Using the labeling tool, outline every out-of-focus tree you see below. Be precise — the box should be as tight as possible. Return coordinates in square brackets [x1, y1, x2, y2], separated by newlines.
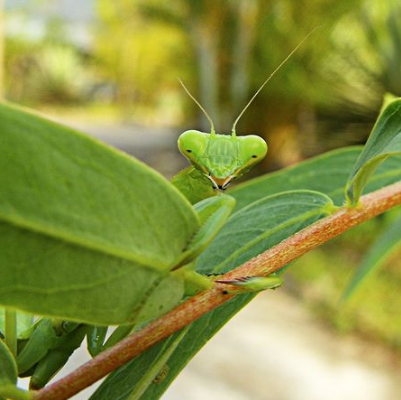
[137, 0, 264, 131]
[95, 0, 270, 130]
[95, 0, 188, 119]
[5, 37, 92, 104]
[26, 44, 92, 104]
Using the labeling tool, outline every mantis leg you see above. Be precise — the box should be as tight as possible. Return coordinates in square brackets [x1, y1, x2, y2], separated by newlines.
[29, 324, 88, 390]
[17, 319, 80, 377]
[17, 319, 61, 374]
[216, 274, 283, 294]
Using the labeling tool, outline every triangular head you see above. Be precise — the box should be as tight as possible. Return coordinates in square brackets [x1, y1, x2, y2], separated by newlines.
[178, 130, 267, 190]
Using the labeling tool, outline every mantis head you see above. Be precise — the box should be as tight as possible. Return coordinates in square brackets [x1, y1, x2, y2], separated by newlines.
[178, 130, 267, 190]
[178, 77, 267, 190]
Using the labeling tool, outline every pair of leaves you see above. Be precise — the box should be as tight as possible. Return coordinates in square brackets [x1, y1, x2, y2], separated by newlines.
[342, 96, 401, 297]
[0, 102, 199, 325]
[346, 97, 401, 206]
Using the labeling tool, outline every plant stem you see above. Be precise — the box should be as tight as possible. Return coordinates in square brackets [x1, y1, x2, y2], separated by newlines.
[32, 181, 401, 400]
[5, 308, 17, 356]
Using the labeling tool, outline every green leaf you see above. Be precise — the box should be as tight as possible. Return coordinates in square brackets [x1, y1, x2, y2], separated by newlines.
[90, 327, 190, 400]
[89, 295, 252, 400]
[345, 98, 401, 206]
[230, 147, 401, 211]
[0, 339, 31, 400]
[0, 339, 17, 389]
[197, 190, 336, 274]
[0, 103, 198, 324]
[342, 214, 401, 301]
[91, 190, 335, 400]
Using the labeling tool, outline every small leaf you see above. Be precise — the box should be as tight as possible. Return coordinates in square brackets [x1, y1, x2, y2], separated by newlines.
[342, 214, 401, 301]
[345, 98, 401, 206]
[0, 339, 30, 400]
[0, 339, 17, 388]
[0, 103, 198, 324]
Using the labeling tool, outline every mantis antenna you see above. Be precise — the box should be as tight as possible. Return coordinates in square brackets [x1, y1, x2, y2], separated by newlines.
[178, 78, 216, 135]
[231, 26, 321, 137]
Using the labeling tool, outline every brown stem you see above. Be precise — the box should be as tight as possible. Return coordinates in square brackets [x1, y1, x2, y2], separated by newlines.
[33, 181, 401, 400]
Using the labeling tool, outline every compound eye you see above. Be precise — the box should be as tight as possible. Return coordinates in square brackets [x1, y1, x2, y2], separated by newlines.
[239, 135, 268, 162]
[178, 130, 208, 158]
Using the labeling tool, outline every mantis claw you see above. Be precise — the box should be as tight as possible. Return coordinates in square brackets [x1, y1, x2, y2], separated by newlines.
[215, 275, 283, 293]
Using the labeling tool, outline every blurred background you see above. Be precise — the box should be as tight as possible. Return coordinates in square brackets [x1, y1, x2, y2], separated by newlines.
[2, 0, 401, 399]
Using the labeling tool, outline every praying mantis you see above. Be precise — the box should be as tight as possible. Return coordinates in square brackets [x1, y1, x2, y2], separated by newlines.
[2, 30, 318, 392]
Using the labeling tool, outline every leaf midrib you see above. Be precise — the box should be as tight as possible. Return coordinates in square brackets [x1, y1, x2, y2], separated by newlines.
[0, 213, 166, 271]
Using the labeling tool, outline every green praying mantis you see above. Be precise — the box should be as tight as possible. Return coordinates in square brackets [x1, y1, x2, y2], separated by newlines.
[3, 31, 319, 392]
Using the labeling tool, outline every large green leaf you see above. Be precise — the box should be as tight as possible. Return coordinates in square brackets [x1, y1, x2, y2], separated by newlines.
[197, 190, 336, 274]
[345, 98, 401, 206]
[230, 147, 401, 210]
[342, 214, 401, 301]
[91, 190, 335, 400]
[0, 103, 198, 324]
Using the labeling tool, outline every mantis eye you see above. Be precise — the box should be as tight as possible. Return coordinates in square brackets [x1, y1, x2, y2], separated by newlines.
[178, 130, 208, 159]
[239, 135, 268, 163]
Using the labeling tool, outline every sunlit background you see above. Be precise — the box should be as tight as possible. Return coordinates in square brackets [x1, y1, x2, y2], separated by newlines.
[2, 1, 401, 399]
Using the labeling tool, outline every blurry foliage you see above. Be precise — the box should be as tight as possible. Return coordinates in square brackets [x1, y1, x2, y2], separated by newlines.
[5, 0, 401, 159]
[26, 45, 92, 104]
[5, 19, 94, 104]
[289, 209, 401, 352]
[313, 2, 401, 153]
[94, 0, 189, 118]
[6, 0, 400, 153]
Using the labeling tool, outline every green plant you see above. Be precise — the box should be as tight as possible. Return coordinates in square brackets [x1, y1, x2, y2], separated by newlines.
[0, 96, 401, 400]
